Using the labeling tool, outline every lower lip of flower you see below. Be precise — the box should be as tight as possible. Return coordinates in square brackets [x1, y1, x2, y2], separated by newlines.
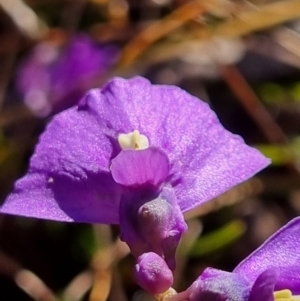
[274, 289, 300, 301]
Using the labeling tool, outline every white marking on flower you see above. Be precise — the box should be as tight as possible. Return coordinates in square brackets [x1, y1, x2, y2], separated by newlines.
[118, 130, 149, 150]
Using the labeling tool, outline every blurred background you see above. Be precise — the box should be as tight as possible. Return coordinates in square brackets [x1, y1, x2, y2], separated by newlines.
[1, 0, 300, 300]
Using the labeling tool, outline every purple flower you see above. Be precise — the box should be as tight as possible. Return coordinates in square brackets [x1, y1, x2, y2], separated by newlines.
[169, 217, 300, 301]
[17, 34, 118, 116]
[1, 76, 269, 268]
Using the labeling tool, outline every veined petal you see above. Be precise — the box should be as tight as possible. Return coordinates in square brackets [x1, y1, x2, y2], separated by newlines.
[1, 104, 122, 223]
[31, 105, 115, 175]
[0, 173, 72, 221]
[1, 171, 121, 223]
[84, 77, 270, 212]
[175, 131, 270, 213]
[234, 217, 300, 290]
[1, 76, 269, 223]
[110, 147, 170, 187]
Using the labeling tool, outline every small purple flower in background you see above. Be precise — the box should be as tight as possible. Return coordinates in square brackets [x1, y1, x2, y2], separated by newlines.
[16, 34, 118, 117]
[1, 76, 269, 293]
[166, 217, 300, 301]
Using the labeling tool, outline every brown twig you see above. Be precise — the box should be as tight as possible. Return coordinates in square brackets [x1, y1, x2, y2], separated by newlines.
[273, 27, 300, 60]
[89, 237, 130, 301]
[63, 235, 129, 301]
[88, 225, 130, 301]
[118, 0, 231, 68]
[119, 0, 300, 70]
[63, 271, 94, 301]
[0, 251, 58, 301]
[220, 64, 288, 144]
[193, 0, 300, 40]
[220, 64, 300, 174]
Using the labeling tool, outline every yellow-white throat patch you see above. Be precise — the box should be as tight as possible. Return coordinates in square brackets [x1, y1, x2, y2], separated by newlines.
[118, 130, 149, 150]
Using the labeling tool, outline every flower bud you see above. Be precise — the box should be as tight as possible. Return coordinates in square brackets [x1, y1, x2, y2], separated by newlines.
[135, 252, 173, 295]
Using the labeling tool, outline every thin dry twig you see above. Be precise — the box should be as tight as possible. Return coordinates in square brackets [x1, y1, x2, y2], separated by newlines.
[89, 268, 112, 301]
[119, 0, 300, 69]
[90, 236, 130, 301]
[0, 0, 45, 39]
[63, 236, 129, 301]
[220, 64, 289, 144]
[0, 251, 58, 301]
[246, 34, 300, 70]
[118, 0, 234, 68]
[272, 27, 300, 65]
[193, 0, 300, 40]
[220, 64, 300, 174]
[63, 271, 94, 301]
[107, 267, 128, 301]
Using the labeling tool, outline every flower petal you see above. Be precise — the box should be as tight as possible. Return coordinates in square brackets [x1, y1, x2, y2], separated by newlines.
[1, 76, 269, 223]
[176, 132, 270, 213]
[274, 267, 300, 294]
[0, 173, 72, 221]
[85, 77, 270, 212]
[187, 268, 250, 301]
[110, 147, 170, 187]
[249, 268, 279, 301]
[0, 103, 122, 223]
[31, 104, 116, 175]
[234, 217, 300, 290]
[1, 171, 121, 223]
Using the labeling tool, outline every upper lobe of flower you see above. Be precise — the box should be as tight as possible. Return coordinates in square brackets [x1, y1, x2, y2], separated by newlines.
[1, 76, 270, 223]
